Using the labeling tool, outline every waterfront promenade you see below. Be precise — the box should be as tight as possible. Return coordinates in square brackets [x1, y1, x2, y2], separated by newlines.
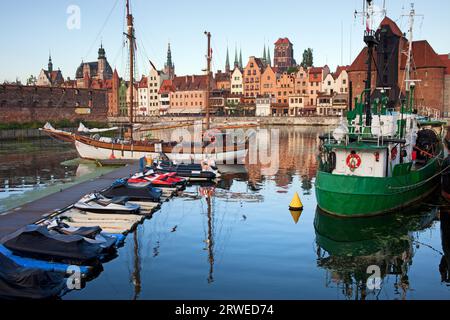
[0, 163, 139, 239]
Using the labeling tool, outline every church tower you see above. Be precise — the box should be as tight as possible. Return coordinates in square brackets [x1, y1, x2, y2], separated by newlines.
[98, 43, 107, 80]
[48, 54, 53, 73]
[164, 42, 175, 79]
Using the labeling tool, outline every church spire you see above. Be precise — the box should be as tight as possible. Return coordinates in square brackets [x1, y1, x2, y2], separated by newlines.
[166, 42, 173, 68]
[234, 47, 239, 69]
[164, 42, 175, 79]
[267, 45, 271, 67]
[239, 48, 243, 69]
[225, 47, 230, 73]
[48, 53, 53, 73]
[263, 44, 267, 65]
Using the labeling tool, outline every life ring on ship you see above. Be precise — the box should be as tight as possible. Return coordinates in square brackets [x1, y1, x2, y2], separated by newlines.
[346, 153, 362, 171]
[391, 146, 398, 160]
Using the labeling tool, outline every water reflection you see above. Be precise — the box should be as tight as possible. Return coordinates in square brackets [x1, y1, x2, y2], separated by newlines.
[247, 126, 319, 188]
[314, 206, 438, 300]
[440, 210, 450, 285]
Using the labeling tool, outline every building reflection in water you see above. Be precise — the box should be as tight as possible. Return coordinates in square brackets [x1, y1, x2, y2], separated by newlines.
[247, 126, 320, 189]
[314, 206, 438, 300]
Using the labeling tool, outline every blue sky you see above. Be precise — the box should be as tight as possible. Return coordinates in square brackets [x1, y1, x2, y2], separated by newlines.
[0, 0, 449, 82]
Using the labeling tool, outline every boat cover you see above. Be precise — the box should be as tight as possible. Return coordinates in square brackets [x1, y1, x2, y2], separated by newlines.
[0, 253, 66, 299]
[102, 179, 162, 201]
[2, 225, 107, 265]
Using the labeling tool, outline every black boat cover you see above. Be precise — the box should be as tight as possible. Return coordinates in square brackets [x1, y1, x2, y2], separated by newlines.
[153, 163, 216, 179]
[102, 179, 162, 201]
[2, 225, 105, 265]
[0, 253, 66, 299]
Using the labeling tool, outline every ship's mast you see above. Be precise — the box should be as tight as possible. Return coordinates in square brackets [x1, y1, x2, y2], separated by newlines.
[355, 0, 379, 128]
[403, 3, 423, 111]
[126, 0, 135, 140]
[204, 31, 212, 131]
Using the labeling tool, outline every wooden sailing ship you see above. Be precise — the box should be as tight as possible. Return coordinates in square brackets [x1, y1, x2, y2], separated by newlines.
[42, 0, 250, 164]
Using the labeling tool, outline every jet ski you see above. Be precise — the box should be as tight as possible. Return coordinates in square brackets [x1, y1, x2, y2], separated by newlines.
[43, 218, 126, 247]
[129, 171, 186, 189]
[151, 159, 219, 181]
[101, 179, 162, 202]
[0, 253, 66, 300]
[1, 225, 116, 266]
[142, 170, 187, 186]
[75, 193, 141, 214]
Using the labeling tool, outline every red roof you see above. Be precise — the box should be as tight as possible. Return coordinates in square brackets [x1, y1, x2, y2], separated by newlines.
[309, 67, 323, 74]
[275, 38, 292, 45]
[400, 40, 446, 69]
[379, 17, 403, 37]
[172, 75, 209, 91]
[138, 76, 148, 88]
[348, 47, 377, 72]
[439, 54, 450, 75]
[334, 65, 349, 78]
[159, 79, 174, 94]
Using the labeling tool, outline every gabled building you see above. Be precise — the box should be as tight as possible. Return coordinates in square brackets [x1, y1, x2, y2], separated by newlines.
[215, 70, 231, 91]
[276, 72, 296, 105]
[293, 66, 308, 95]
[230, 67, 244, 95]
[261, 65, 279, 98]
[148, 67, 168, 116]
[169, 75, 212, 114]
[37, 55, 64, 87]
[76, 44, 113, 89]
[322, 66, 349, 96]
[243, 56, 265, 104]
[137, 76, 149, 116]
[158, 79, 174, 115]
[307, 66, 330, 106]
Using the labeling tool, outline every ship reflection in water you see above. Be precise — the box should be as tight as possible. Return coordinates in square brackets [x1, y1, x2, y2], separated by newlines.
[314, 205, 443, 300]
[1, 127, 449, 300]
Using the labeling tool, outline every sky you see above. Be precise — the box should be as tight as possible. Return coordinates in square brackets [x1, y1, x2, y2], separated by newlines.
[0, 0, 449, 83]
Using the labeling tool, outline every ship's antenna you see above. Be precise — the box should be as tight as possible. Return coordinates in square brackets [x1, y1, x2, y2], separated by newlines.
[354, 0, 380, 128]
[402, 3, 423, 95]
[204, 31, 212, 131]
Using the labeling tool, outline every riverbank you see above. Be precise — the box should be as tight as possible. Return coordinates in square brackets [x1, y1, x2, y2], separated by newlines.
[109, 116, 343, 127]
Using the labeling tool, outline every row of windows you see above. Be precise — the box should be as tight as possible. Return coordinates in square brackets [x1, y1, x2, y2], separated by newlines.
[172, 93, 204, 99]
[290, 98, 304, 104]
[172, 101, 203, 107]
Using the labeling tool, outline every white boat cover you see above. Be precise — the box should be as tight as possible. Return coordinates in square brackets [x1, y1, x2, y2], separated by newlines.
[78, 122, 119, 134]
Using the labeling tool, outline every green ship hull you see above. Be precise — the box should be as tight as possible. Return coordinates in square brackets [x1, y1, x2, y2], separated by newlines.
[315, 154, 442, 218]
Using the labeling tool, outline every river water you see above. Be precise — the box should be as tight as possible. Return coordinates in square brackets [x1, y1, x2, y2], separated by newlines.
[1, 127, 449, 300]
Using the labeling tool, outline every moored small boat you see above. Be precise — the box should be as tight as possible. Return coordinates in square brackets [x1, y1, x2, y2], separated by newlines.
[315, 1, 445, 218]
[101, 179, 162, 202]
[74, 193, 141, 215]
[1, 225, 116, 266]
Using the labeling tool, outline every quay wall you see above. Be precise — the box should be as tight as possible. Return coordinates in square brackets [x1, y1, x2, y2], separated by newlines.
[109, 116, 342, 127]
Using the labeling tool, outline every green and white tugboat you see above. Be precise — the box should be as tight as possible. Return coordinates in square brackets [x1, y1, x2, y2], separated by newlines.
[315, 1, 445, 217]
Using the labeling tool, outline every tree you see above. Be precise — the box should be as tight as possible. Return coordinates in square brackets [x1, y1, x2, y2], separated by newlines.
[26, 75, 37, 86]
[287, 66, 299, 74]
[301, 48, 314, 68]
